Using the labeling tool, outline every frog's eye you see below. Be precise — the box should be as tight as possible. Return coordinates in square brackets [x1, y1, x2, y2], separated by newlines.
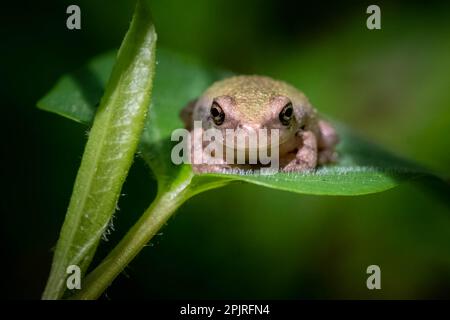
[210, 102, 225, 125]
[279, 102, 293, 125]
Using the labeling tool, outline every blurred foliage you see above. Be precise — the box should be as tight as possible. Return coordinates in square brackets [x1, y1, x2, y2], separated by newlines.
[2, 0, 450, 299]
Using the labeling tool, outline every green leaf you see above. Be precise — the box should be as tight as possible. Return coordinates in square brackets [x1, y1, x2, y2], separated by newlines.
[41, 0, 157, 299]
[38, 49, 435, 197]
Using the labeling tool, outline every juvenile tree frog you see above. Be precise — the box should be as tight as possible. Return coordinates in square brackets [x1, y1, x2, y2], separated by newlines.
[181, 75, 338, 173]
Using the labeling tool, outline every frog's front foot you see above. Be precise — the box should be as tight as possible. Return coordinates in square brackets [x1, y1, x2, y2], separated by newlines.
[282, 130, 317, 172]
[192, 163, 232, 173]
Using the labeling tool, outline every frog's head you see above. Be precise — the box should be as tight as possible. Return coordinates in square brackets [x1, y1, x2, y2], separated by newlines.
[198, 75, 314, 151]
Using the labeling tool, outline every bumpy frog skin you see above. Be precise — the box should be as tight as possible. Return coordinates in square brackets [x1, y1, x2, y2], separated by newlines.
[181, 75, 339, 173]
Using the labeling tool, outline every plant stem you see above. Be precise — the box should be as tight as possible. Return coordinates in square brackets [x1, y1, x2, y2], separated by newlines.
[71, 178, 193, 300]
[42, 0, 156, 300]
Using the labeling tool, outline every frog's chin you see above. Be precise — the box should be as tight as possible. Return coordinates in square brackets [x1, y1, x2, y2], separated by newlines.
[216, 134, 292, 153]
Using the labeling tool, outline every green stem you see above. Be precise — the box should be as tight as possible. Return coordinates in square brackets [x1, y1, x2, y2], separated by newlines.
[42, 0, 156, 300]
[71, 179, 193, 300]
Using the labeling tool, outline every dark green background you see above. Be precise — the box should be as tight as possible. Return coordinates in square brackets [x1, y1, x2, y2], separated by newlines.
[2, 0, 450, 299]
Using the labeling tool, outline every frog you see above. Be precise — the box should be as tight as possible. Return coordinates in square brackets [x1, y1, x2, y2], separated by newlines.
[180, 75, 339, 173]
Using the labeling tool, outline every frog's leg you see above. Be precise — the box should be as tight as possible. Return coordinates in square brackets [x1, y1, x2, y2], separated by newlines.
[191, 143, 231, 173]
[189, 127, 232, 173]
[317, 120, 339, 165]
[282, 130, 318, 172]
